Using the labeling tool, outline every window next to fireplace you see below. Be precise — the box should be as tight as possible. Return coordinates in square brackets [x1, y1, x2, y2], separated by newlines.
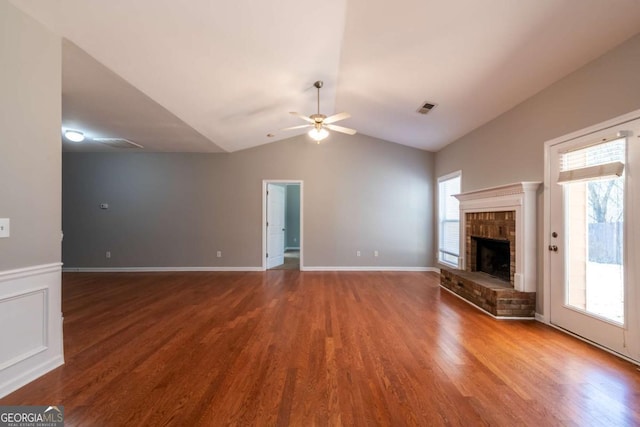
[472, 237, 510, 282]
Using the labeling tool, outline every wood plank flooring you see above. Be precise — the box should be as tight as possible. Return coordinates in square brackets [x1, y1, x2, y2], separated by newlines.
[2, 271, 640, 426]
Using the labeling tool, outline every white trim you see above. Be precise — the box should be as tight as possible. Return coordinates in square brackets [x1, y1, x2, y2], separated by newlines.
[263, 180, 304, 271]
[438, 260, 458, 269]
[0, 263, 63, 398]
[440, 286, 535, 320]
[62, 267, 264, 273]
[535, 313, 546, 323]
[0, 263, 62, 283]
[437, 170, 463, 183]
[455, 182, 541, 292]
[542, 135, 552, 323]
[454, 181, 541, 201]
[544, 110, 640, 149]
[0, 356, 64, 399]
[543, 108, 640, 326]
[0, 287, 49, 371]
[63, 266, 439, 273]
[301, 266, 439, 272]
[285, 247, 300, 251]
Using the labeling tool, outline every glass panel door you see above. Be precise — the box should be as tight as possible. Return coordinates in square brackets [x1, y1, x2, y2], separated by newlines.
[548, 117, 640, 362]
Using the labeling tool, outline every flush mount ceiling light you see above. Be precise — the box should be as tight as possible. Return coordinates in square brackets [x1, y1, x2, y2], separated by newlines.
[64, 129, 85, 142]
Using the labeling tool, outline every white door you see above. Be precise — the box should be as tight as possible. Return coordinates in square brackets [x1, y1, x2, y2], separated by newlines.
[266, 184, 286, 269]
[548, 117, 640, 361]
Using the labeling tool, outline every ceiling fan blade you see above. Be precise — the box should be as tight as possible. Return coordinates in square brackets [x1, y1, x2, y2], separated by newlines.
[280, 124, 312, 131]
[289, 112, 314, 123]
[326, 124, 357, 135]
[324, 112, 351, 124]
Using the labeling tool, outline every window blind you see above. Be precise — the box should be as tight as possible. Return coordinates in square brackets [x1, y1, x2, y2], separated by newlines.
[558, 137, 625, 184]
[438, 175, 460, 260]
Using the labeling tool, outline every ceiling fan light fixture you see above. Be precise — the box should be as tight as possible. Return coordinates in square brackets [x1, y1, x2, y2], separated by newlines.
[308, 127, 329, 142]
[64, 129, 85, 142]
[274, 79, 356, 140]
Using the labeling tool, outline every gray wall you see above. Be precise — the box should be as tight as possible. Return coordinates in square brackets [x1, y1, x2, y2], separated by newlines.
[63, 132, 434, 268]
[285, 185, 300, 249]
[0, 0, 61, 270]
[436, 33, 640, 188]
[434, 33, 640, 312]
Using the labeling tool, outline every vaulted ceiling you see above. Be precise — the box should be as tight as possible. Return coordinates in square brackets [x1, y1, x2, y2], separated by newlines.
[11, 0, 640, 153]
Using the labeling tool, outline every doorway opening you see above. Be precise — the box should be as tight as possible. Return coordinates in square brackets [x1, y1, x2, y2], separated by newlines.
[263, 180, 303, 270]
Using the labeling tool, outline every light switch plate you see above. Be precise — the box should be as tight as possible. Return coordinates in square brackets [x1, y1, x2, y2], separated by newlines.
[0, 218, 10, 238]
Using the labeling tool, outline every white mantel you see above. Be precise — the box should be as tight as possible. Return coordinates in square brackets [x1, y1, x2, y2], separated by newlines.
[454, 182, 541, 292]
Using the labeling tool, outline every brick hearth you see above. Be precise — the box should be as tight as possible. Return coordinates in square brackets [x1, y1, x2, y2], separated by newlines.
[440, 268, 535, 318]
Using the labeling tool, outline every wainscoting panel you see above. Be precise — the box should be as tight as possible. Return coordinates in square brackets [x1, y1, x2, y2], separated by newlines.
[0, 289, 47, 370]
[0, 263, 63, 398]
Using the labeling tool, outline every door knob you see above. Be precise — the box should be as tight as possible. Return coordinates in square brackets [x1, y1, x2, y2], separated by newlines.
[548, 245, 558, 252]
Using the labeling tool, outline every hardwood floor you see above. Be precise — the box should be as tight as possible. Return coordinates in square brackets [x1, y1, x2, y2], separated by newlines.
[2, 271, 640, 426]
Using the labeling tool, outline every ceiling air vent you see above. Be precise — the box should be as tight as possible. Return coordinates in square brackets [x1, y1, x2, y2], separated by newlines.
[93, 138, 144, 149]
[417, 102, 437, 115]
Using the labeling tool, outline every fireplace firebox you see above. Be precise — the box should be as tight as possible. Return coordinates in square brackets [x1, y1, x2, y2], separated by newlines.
[472, 237, 510, 282]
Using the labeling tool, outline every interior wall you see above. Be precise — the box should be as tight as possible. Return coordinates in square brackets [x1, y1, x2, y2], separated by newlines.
[434, 33, 640, 313]
[285, 184, 301, 249]
[0, 0, 63, 398]
[63, 132, 434, 269]
[0, 1, 61, 270]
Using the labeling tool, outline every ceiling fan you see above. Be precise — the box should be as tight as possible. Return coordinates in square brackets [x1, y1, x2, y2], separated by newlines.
[279, 80, 356, 143]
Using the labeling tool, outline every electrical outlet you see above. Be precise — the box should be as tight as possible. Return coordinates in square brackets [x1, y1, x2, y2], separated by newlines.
[374, 250, 379, 257]
[356, 250, 361, 257]
[106, 251, 111, 259]
[0, 218, 9, 238]
[217, 251, 222, 258]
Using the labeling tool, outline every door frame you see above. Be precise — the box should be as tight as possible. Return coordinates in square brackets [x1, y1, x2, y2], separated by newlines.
[543, 108, 640, 324]
[262, 180, 304, 271]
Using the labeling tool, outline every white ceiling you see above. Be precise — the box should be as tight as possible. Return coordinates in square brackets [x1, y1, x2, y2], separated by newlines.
[11, 0, 640, 153]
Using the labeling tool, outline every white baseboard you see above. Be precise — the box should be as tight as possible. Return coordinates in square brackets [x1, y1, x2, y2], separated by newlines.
[0, 263, 64, 398]
[0, 356, 64, 399]
[63, 266, 439, 273]
[62, 266, 264, 273]
[535, 313, 547, 323]
[301, 266, 440, 272]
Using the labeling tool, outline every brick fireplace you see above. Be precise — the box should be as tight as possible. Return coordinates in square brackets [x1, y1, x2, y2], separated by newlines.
[440, 182, 540, 318]
[466, 211, 515, 285]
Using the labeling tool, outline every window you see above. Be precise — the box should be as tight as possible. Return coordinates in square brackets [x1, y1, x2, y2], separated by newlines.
[559, 137, 625, 323]
[438, 172, 461, 267]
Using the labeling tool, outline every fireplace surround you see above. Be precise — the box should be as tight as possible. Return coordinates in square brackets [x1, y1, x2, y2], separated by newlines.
[440, 182, 541, 318]
[456, 182, 540, 292]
